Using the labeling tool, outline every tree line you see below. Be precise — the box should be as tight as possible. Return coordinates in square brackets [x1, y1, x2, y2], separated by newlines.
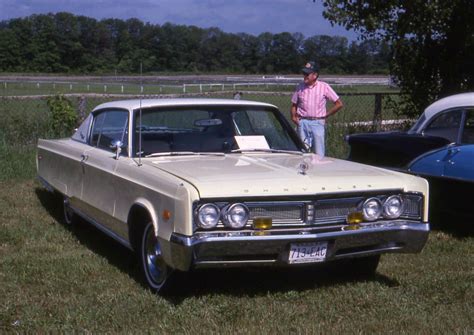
[322, 0, 474, 115]
[0, 12, 390, 74]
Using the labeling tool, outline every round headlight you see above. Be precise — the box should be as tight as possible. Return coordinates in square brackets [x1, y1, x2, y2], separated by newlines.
[383, 195, 404, 219]
[196, 204, 220, 229]
[222, 203, 249, 229]
[362, 198, 382, 221]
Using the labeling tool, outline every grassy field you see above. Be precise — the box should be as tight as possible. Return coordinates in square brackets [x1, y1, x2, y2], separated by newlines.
[1, 177, 473, 333]
[2, 83, 472, 332]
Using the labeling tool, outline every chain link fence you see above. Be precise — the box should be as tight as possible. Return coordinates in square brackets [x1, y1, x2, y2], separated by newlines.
[0, 90, 408, 158]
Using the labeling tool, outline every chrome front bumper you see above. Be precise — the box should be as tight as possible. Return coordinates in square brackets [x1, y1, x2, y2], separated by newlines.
[165, 220, 429, 271]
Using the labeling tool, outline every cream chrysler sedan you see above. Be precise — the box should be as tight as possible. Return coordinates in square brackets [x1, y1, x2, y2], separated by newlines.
[37, 98, 430, 292]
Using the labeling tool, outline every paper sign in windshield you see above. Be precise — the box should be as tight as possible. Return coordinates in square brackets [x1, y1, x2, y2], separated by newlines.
[234, 136, 270, 150]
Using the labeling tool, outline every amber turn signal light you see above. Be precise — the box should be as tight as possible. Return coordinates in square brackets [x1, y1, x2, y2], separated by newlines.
[346, 212, 364, 225]
[253, 217, 272, 230]
[162, 210, 171, 221]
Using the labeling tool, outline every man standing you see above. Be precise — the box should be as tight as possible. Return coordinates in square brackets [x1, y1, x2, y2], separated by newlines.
[291, 61, 343, 157]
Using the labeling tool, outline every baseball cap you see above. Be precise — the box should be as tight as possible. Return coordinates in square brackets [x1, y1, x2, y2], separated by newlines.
[301, 61, 320, 74]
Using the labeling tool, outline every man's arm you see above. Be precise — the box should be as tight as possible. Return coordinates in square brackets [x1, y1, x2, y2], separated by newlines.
[325, 99, 343, 118]
[291, 103, 299, 125]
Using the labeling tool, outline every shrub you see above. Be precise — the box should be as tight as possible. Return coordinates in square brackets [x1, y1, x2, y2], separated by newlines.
[46, 95, 77, 138]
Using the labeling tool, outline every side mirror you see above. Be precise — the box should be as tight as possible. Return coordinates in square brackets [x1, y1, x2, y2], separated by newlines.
[110, 140, 124, 160]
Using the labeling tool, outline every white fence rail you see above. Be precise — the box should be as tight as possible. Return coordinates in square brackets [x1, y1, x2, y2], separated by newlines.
[1, 76, 392, 96]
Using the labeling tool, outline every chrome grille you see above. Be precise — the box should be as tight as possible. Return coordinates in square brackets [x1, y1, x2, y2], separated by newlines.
[314, 197, 363, 224]
[248, 203, 305, 225]
[402, 194, 423, 219]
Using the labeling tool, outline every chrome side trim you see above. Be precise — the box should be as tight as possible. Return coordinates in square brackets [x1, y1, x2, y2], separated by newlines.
[70, 204, 133, 250]
[39, 175, 133, 252]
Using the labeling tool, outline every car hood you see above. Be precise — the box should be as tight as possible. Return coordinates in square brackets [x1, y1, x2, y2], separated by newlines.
[144, 153, 423, 198]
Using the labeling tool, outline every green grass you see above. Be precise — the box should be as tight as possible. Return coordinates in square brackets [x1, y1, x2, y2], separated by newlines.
[0, 145, 37, 181]
[1, 179, 473, 333]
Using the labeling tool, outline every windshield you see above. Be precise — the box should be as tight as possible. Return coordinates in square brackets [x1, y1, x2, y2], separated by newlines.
[408, 113, 426, 134]
[133, 105, 303, 156]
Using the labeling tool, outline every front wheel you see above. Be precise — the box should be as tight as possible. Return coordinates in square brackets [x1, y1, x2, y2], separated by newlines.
[331, 255, 380, 278]
[349, 255, 380, 276]
[139, 222, 170, 292]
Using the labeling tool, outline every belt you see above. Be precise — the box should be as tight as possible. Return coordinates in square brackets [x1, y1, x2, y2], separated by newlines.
[299, 116, 325, 120]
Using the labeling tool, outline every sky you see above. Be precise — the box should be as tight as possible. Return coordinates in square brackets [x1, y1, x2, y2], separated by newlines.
[0, 0, 358, 40]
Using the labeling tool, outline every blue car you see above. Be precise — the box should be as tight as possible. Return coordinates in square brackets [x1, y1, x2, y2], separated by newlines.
[408, 143, 474, 219]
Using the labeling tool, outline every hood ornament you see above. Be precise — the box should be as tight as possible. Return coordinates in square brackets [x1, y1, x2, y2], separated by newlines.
[298, 161, 309, 175]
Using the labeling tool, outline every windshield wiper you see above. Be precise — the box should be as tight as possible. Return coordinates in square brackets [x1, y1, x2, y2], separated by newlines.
[145, 151, 225, 158]
[230, 148, 303, 155]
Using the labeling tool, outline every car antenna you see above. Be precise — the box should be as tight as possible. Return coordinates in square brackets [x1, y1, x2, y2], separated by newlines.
[138, 62, 143, 166]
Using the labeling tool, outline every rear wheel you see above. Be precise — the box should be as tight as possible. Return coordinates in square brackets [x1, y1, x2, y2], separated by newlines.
[139, 222, 170, 292]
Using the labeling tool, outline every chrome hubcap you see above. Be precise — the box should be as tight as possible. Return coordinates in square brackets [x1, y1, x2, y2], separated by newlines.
[144, 225, 167, 285]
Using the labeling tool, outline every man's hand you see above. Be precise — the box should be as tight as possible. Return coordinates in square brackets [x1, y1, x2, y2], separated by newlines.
[326, 99, 343, 118]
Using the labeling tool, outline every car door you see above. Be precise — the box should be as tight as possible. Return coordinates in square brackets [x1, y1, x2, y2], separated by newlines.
[79, 109, 129, 234]
[443, 109, 474, 179]
[442, 144, 473, 180]
[58, 114, 93, 202]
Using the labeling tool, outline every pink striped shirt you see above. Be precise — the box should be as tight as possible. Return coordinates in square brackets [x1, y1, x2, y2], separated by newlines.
[291, 81, 339, 121]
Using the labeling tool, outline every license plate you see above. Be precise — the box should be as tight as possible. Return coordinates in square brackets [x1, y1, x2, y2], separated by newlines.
[288, 242, 328, 264]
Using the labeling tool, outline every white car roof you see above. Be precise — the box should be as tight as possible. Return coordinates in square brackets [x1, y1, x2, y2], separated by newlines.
[423, 92, 474, 119]
[413, 92, 474, 132]
[92, 98, 277, 112]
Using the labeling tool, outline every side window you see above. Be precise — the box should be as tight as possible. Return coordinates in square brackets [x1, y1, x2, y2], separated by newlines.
[423, 109, 462, 142]
[90, 110, 129, 154]
[461, 109, 474, 144]
[72, 114, 92, 143]
[90, 113, 106, 147]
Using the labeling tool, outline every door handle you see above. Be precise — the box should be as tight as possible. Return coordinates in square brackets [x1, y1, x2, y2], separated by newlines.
[447, 148, 460, 155]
